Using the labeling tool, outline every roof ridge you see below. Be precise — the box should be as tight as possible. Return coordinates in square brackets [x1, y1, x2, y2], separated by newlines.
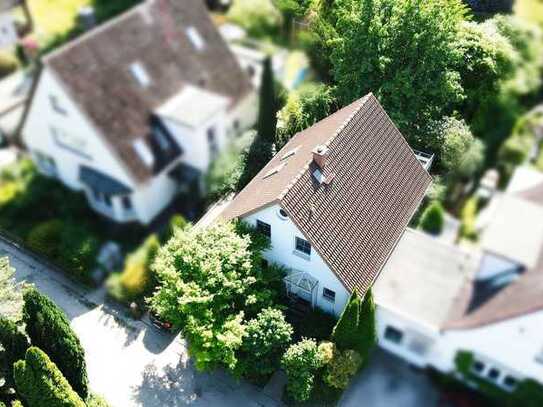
[276, 94, 372, 202]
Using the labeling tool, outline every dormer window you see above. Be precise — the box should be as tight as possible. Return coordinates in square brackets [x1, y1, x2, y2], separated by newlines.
[153, 125, 171, 152]
[130, 62, 151, 88]
[133, 139, 154, 167]
[186, 26, 205, 51]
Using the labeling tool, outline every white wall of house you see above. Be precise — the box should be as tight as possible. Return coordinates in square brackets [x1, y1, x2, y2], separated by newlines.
[225, 91, 258, 138]
[242, 203, 350, 316]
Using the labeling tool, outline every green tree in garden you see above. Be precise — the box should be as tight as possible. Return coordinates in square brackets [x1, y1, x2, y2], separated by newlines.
[327, 0, 468, 150]
[236, 307, 293, 379]
[0, 317, 29, 389]
[357, 289, 377, 359]
[257, 56, 278, 144]
[149, 222, 283, 372]
[14, 347, 85, 407]
[0, 257, 23, 321]
[22, 288, 88, 399]
[332, 290, 360, 351]
[419, 201, 445, 236]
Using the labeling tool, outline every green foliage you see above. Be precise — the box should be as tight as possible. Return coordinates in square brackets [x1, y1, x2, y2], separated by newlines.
[327, 0, 468, 150]
[459, 197, 479, 241]
[91, 0, 142, 23]
[419, 201, 446, 236]
[13, 347, 85, 407]
[281, 338, 325, 402]
[226, 0, 282, 38]
[288, 306, 337, 342]
[86, 393, 112, 407]
[26, 219, 63, 258]
[358, 289, 377, 360]
[509, 379, 543, 407]
[438, 117, 485, 180]
[22, 288, 88, 399]
[236, 308, 293, 379]
[454, 350, 474, 375]
[149, 222, 281, 372]
[0, 317, 29, 389]
[323, 346, 363, 390]
[276, 83, 336, 149]
[257, 57, 279, 144]
[332, 291, 360, 350]
[107, 235, 160, 304]
[0, 52, 19, 79]
[0, 257, 23, 321]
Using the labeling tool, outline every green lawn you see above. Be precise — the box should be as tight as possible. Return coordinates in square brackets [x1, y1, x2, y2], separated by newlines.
[515, 0, 543, 26]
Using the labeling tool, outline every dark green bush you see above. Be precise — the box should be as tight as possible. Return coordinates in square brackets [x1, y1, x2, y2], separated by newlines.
[357, 289, 377, 360]
[22, 289, 88, 399]
[0, 52, 18, 79]
[419, 201, 445, 236]
[26, 220, 63, 258]
[0, 317, 29, 388]
[14, 347, 85, 407]
[332, 291, 361, 350]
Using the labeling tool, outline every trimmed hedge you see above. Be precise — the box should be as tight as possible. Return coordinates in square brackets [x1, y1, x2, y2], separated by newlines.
[22, 288, 88, 399]
[14, 347, 85, 407]
[419, 201, 445, 236]
[0, 317, 29, 388]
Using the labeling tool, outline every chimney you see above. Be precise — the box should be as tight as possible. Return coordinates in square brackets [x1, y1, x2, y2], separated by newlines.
[78, 6, 97, 31]
[312, 145, 328, 169]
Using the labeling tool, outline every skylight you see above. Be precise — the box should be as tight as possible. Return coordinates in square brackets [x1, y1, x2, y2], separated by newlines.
[133, 139, 154, 167]
[186, 26, 205, 51]
[281, 146, 300, 161]
[129, 62, 151, 88]
[263, 163, 285, 179]
[312, 168, 324, 183]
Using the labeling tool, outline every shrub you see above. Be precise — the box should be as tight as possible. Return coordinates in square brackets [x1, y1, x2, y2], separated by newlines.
[332, 291, 360, 350]
[509, 379, 543, 407]
[26, 219, 63, 258]
[160, 215, 188, 243]
[22, 288, 88, 399]
[419, 201, 445, 236]
[13, 347, 85, 407]
[357, 289, 377, 360]
[323, 348, 363, 390]
[107, 235, 160, 304]
[237, 308, 293, 379]
[459, 197, 479, 241]
[57, 223, 100, 283]
[226, 0, 282, 38]
[86, 394, 112, 407]
[281, 338, 325, 402]
[0, 52, 18, 79]
[0, 317, 29, 388]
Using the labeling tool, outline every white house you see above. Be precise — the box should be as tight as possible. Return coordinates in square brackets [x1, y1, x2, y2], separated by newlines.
[220, 94, 432, 316]
[374, 166, 543, 393]
[21, 0, 257, 225]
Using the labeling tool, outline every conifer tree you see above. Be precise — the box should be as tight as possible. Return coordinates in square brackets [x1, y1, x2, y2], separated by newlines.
[331, 290, 361, 350]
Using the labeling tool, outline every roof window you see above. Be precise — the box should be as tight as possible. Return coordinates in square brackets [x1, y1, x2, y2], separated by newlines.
[263, 163, 285, 179]
[186, 26, 205, 51]
[133, 139, 154, 167]
[130, 62, 151, 88]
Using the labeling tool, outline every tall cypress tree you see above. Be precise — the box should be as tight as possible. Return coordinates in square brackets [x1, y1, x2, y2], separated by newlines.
[257, 56, 278, 144]
[357, 289, 377, 359]
[22, 289, 88, 399]
[0, 317, 29, 388]
[331, 290, 361, 350]
[14, 347, 85, 407]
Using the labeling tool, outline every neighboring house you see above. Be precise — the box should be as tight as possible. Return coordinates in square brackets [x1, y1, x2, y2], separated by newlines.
[374, 166, 543, 392]
[0, 0, 32, 47]
[0, 69, 32, 141]
[221, 94, 431, 316]
[21, 0, 256, 225]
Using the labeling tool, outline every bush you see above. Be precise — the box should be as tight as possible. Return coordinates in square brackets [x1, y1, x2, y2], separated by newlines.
[459, 197, 479, 241]
[358, 289, 377, 360]
[13, 347, 85, 407]
[237, 308, 293, 379]
[332, 291, 360, 350]
[57, 223, 100, 283]
[86, 394, 112, 407]
[160, 215, 188, 243]
[323, 347, 363, 390]
[22, 288, 88, 399]
[419, 201, 445, 236]
[226, 0, 282, 38]
[0, 52, 18, 79]
[107, 235, 160, 304]
[281, 338, 325, 402]
[26, 220, 63, 258]
[0, 317, 29, 388]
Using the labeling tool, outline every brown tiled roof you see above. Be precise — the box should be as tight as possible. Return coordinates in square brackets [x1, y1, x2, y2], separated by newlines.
[222, 94, 432, 295]
[43, 0, 252, 182]
[445, 184, 543, 330]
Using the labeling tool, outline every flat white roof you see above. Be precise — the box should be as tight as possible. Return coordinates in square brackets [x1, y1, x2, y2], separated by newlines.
[156, 85, 229, 128]
[482, 194, 543, 268]
[374, 229, 480, 329]
[507, 166, 543, 194]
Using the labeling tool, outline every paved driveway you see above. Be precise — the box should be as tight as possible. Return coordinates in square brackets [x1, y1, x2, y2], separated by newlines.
[340, 350, 442, 407]
[2, 238, 280, 407]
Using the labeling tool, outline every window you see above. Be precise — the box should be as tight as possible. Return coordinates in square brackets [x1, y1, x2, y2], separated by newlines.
[278, 208, 288, 220]
[503, 375, 518, 390]
[247, 65, 255, 78]
[130, 62, 151, 87]
[49, 95, 67, 115]
[153, 126, 171, 151]
[122, 196, 132, 211]
[256, 220, 271, 238]
[207, 127, 218, 158]
[295, 237, 311, 256]
[186, 26, 205, 51]
[34, 151, 57, 176]
[487, 368, 501, 382]
[472, 360, 485, 374]
[384, 326, 403, 344]
[323, 288, 335, 302]
[133, 139, 154, 167]
[91, 189, 112, 208]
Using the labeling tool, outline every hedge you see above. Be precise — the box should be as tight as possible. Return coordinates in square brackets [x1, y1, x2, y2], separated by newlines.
[0, 317, 29, 388]
[22, 289, 88, 399]
[14, 347, 85, 407]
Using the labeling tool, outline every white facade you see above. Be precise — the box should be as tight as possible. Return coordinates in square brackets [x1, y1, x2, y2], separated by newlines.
[22, 67, 256, 225]
[242, 203, 350, 316]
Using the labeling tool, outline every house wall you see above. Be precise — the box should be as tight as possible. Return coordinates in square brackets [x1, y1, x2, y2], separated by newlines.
[225, 90, 258, 138]
[242, 203, 350, 316]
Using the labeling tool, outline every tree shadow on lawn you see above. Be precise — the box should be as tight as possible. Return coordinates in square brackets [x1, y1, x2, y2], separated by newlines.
[131, 359, 200, 407]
